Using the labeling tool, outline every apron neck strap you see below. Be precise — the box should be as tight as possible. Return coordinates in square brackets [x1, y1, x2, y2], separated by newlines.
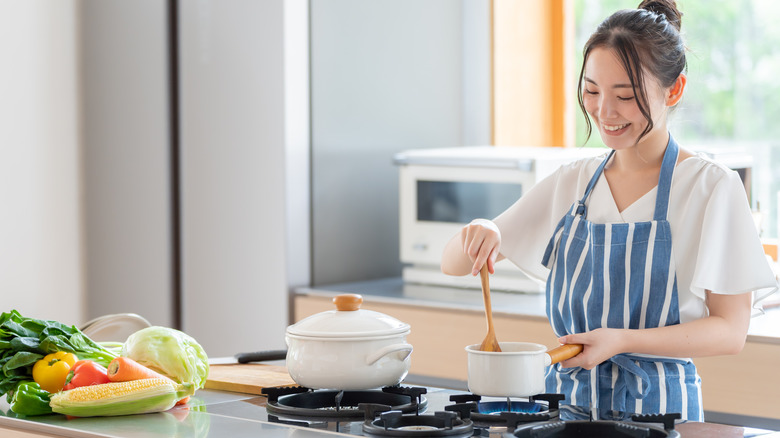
[575, 133, 679, 219]
[575, 150, 614, 215]
[653, 134, 679, 221]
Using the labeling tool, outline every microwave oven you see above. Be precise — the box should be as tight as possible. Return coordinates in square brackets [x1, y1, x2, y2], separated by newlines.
[393, 146, 606, 293]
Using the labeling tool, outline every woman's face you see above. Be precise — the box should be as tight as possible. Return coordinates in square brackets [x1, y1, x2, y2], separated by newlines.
[582, 47, 669, 151]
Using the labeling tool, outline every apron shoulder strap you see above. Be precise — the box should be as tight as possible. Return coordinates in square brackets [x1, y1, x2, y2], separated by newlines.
[653, 134, 680, 221]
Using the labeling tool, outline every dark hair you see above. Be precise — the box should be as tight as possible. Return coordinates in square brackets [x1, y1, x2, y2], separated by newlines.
[578, 0, 687, 144]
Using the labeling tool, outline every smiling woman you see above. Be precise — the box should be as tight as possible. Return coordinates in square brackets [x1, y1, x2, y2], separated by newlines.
[441, 0, 778, 423]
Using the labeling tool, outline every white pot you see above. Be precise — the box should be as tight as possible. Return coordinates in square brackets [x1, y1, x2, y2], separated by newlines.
[466, 342, 582, 397]
[285, 294, 413, 390]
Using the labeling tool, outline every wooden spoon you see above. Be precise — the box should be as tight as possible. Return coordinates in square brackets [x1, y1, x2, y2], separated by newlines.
[478, 264, 501, 352]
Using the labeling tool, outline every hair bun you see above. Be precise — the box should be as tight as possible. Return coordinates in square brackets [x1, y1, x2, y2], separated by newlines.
[638, 0, 682, 31]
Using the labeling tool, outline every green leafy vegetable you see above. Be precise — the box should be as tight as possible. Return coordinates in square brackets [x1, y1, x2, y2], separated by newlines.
[3, 351, 42, 372]
[121, 326, 209, 389]
[0, 310, 119, 396]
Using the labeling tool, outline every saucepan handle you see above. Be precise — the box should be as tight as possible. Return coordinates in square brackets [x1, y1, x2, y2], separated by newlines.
[365, 343, 413, 365]
[544, 344, 584, 366]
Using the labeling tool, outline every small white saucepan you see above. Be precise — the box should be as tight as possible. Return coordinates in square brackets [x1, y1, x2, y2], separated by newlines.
[466, 342, 583, 397]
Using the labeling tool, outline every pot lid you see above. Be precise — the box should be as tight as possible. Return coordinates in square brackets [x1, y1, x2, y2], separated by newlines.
[286, 294, 410, 338]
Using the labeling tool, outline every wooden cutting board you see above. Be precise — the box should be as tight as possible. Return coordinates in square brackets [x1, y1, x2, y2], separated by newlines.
[204, 363, 298, 395]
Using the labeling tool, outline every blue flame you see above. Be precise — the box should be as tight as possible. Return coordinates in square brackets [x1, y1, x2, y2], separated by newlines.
[477, 401, 543, 414]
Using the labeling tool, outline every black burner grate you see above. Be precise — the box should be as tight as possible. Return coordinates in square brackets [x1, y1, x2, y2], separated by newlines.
[262, 385, 428, 419]
[512, 420, 678, 438]
[511, 413, 681, 438]
[362, 409, 474, 437]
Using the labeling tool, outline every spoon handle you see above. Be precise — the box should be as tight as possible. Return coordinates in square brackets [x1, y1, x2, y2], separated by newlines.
[480, 265, 494, 328]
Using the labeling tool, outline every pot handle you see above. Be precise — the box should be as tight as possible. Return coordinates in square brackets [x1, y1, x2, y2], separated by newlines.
[365, 343, 413, 365]
[544, 344, 584, 366]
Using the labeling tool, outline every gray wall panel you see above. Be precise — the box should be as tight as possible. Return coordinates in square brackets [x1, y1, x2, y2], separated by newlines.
[311, 0, 489, 285]
[80, 0, 173, 328]
[179, 0, 289, 356]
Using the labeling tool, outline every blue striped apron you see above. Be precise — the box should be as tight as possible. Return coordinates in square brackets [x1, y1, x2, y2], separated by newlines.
[541, 135, 703, 421]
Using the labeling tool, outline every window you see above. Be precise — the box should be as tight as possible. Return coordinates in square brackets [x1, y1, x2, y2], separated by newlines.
[573, 0, 780, 239]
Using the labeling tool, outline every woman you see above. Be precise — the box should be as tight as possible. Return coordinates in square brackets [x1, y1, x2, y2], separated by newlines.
[440, 0, 777, 421]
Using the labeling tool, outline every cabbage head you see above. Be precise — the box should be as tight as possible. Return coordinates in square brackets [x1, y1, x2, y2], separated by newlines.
[121, 326, 209, 389]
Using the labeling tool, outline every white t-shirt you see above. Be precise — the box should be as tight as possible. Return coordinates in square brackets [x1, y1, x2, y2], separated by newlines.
[494, 151, 778, 324]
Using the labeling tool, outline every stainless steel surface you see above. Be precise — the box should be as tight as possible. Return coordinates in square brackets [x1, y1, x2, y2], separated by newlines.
[2, 385, 777, 437]
[0, 390, 341, 438]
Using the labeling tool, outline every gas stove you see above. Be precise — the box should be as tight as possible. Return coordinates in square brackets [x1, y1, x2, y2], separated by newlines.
[2, 383, 770, 437]
[243, 385, 682, 437]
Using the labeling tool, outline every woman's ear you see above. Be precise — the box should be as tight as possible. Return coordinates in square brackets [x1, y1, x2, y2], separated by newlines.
[666, 74, 686, 106]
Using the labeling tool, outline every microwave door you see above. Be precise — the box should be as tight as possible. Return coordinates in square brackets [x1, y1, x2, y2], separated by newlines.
[399, 164, 535, 269]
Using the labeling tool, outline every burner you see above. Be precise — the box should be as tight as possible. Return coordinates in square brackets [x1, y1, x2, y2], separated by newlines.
[476, 400, 543, 414]
[362, 409, 474, 437]
[511, 413, 682, 438]
[445, 393, 563, 428]
[262, 385, 427, 419]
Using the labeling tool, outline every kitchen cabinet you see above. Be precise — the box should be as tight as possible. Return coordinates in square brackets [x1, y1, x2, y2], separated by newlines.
[294, 290, 780, 422]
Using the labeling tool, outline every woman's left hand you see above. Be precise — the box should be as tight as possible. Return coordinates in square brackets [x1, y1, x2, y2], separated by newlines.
[557, 328, 627, 370]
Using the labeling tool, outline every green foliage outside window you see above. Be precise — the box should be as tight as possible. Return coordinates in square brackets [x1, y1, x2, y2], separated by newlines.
[573, 0, 780, 238]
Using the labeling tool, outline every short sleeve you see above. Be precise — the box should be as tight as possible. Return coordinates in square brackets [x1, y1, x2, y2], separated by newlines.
[689, 171, 779, 314]
[494, 162, 591, 283]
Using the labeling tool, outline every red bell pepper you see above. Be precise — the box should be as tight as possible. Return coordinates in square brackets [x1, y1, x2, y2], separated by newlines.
[63, 360, 112, 390]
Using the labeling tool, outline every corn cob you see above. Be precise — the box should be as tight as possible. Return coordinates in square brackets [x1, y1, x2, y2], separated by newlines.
[49, 378, 194, 417]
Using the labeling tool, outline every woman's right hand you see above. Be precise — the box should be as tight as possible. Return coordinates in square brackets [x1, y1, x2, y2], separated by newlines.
[441, 218, 503, 277]
[460, 219, 502, 276]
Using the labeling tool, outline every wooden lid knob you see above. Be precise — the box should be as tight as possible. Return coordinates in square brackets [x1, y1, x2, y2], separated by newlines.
[333, 294, 363, 311]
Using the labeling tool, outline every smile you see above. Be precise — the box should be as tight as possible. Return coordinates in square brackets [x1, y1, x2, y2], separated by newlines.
[603, 123, 630, 131]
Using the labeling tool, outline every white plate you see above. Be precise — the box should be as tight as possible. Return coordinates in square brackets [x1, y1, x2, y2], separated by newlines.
[80, 313, 152, 343]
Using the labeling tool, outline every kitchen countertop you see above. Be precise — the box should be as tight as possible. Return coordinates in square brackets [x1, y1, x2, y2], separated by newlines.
[2, 384, 778, 438]
[295, 277, 780, 344]
[0, 389, 321, 438]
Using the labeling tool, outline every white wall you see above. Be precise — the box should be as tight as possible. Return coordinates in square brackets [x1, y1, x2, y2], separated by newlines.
[0, 1, 84, 324]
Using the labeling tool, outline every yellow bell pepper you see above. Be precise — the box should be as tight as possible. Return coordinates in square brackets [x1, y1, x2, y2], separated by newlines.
[32, 352, 78, 393]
